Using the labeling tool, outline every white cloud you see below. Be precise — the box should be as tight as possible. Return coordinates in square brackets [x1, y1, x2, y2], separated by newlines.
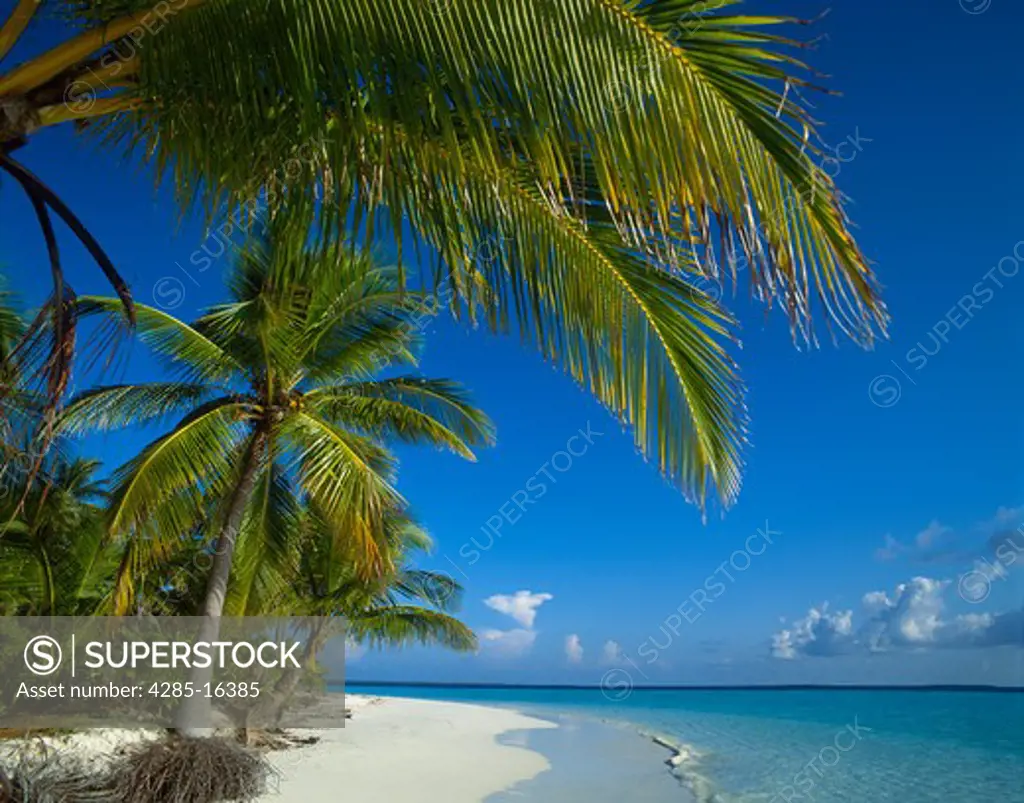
[565, 634, 584, 664]
[861, 577, 948, 650]
[771, 575, 1024, 659]
[484, 591, 553, 628]
[480, 590, 553, 659]
[771, 604, 854, 660]
[479, 628, 537, 657]
[601, 640, 626, 666]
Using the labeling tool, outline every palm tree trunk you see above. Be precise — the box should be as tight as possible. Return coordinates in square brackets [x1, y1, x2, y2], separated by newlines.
[175, 427, 266, 735]
[200, 429, 266, 619]
[246, 619, 332, 737]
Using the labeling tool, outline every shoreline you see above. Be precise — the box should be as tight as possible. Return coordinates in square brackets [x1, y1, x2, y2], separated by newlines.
[261, 695, 556, 801]
[0, 695, 706, 802]
[265, 695, 716, 802]
[484, 708, 697, 803]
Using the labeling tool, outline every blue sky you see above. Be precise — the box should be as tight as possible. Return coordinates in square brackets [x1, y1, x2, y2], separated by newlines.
[2, 0, 1022, 686]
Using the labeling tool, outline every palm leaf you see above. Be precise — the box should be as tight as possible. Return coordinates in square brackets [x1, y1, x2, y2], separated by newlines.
[281, 411, 402, 573]
[348, 606, 477, 652]
[391, 569, 464, 613]
[225, 460, 301, 615]
[82, 0, 883, 337]
[57, 382, 214, 435]
[307, 377, 495, 461]
[105, 399, 253, 535]
[76, 296, 243, 384]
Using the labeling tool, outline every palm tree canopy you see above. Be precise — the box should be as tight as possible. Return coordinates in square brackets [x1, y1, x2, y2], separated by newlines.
[58, 239, 494, 612]
[0, 455, 117, 615]
[0, 423, 476, 654]
[260, 501, 477, 652]
[2, 0, 888, 509]
[141, 495, 477, 652]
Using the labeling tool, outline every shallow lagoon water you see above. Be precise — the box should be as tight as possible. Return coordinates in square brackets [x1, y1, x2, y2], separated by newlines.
[352, 685, 1024, 802]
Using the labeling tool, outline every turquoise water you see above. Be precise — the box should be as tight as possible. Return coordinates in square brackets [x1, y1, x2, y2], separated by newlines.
[349, 685, 1024, 801]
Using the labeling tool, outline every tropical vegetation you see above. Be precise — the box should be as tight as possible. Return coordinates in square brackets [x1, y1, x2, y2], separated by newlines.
[0, 4, 892, 786]
[0, 455, 116, 615]
[0, 0, 888, 511]
[57, 236, 494, 622]
[139, 501, 475, 647]
[0, 250, 485, 660]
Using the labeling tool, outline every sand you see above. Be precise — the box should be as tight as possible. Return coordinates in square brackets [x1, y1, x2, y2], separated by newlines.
[261, 695, 557, 801]
[0, 696, 555, 802]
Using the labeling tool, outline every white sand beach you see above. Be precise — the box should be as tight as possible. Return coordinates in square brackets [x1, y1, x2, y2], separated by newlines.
[0, 692, 557, 798]
[262, 695, 557, 802]
[1, 695, 555, 802]
[0, 695, 701, 802]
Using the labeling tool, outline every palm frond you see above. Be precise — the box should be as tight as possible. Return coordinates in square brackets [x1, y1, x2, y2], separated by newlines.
[57, 382, 215, 435]
[298, 271, 431, 382]
[391, 569, 464, 612]
[0, 527, 47, 610]
[282, 411, 403, 573]
[0, 453, 115, 615]
[348, 606, 477, 652]
[105, 399, 253, 536]
[76, 296, 242, 384]
[225, 460, 302, 616]
[307, 377, 495, 460]
[390, 142, 746, 505]
[92, 0, 882, 339]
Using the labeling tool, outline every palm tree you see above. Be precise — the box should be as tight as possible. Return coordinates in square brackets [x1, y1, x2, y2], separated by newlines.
[244, 502, 475, 733]
[271, 503, 475, 651]
[136, 498, 476, 651]
[58, 238, 495, 624]
[0, 456, 117, 615]
[0, 279, 71, 522]
[146, 500, 475, 738]
[0, 0, 888, 511]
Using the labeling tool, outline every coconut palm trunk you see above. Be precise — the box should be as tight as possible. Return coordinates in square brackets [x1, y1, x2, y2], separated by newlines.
[175, 427, 266, 735]
[199, 428, 267, 620]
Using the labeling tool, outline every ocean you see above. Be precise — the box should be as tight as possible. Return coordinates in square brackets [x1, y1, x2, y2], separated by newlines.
[348, 685, 1024, 802]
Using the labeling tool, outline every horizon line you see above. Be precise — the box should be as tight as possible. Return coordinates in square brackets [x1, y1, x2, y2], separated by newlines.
[338, 681, 1024, 692]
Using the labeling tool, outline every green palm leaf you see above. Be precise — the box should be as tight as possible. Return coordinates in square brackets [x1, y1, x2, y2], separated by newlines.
[57, 382, 214, 435]
[349, 606, 477, 652]
[282, 411, 402, 573]
[0, 454, 117, 615]
[225, 462, 301, 616]
[307, 377, 496, 461]
[86, 0, 881, 333]
[76, 296, 243, 385]
[105, 399, 253, 535]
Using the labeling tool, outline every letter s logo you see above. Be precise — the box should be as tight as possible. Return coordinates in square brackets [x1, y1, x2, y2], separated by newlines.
[24, 636, 63, 676]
